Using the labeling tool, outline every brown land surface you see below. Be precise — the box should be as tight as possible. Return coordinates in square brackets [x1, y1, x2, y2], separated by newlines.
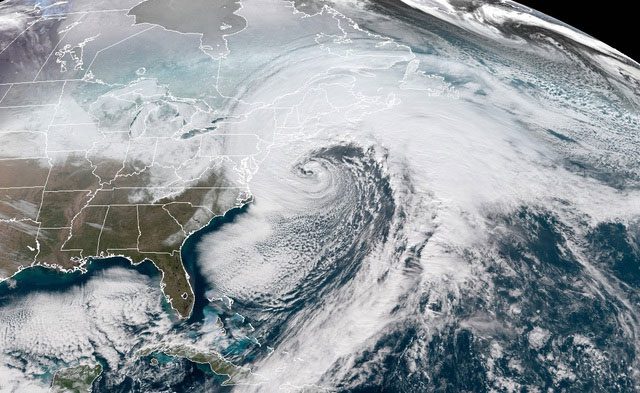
[0, 158, 49, 187]
[0, 220, 39, 276]
[38, 190, 92, 228]
[0, 187, 44, 220]
[0, 157, 236, 319]
[98, 205, 139, 250]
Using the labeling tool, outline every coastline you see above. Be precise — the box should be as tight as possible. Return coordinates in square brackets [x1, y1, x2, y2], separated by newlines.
[0, 194, 254, 321]
[181, 196, 253, 323]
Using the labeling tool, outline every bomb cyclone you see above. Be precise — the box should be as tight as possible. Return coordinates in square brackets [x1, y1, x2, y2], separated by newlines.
[202, 145, 397, 351]
[1, 0, 640, 391]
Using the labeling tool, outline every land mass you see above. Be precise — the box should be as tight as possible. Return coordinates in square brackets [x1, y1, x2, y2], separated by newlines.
[0, 166, 245, 318]
[50, 363, 102, 393]
[0, 79, 250, 319]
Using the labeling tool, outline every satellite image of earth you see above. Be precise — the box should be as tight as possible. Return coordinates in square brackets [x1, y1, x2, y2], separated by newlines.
[0, 0, 639, 391]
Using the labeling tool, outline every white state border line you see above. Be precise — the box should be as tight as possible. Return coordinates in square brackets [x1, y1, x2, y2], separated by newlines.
[0, 186, 243, 190]
[0, 79, 83, 86]
[82, 25, 156, 79]
[33, 13, 87, 82]
[0, 84, 12, 104]
[0, 17, 40, 56]
[42, 9, 132, 18]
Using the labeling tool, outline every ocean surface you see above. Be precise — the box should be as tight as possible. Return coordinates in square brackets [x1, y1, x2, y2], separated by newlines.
[0, 204, 255, 391]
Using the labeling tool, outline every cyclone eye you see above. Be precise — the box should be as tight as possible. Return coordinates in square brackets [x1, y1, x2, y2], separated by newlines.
[299, 166, 315, 176]
[197, 144, 396, 349]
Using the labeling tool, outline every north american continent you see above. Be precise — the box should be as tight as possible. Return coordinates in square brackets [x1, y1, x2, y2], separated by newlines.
[0, 78, 252, 318]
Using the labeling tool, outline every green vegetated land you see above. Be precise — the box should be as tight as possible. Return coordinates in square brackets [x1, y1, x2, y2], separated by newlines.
[50, 363, 102, 393]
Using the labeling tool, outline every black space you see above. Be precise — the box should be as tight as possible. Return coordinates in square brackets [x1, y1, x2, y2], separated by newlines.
[515, 1, 638, 62]
[0, 0, 635, 61]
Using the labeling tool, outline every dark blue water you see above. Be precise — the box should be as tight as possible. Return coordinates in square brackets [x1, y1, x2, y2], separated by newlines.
[0, 257, 160, 306]
[0, 202, 255, 392]
[0, 202, 251, 319]
[182, 202, 251, 324]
